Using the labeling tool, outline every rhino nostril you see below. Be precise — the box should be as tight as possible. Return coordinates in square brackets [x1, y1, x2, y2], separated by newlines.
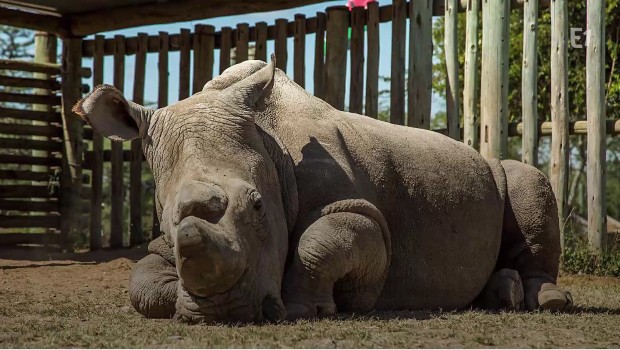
[175, 180, 228, 224]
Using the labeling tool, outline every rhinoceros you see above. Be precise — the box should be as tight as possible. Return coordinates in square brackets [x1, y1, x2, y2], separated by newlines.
[74, 56, 572, 323]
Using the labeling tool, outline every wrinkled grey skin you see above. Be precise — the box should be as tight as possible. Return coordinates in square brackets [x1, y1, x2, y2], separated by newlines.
[74, 57, 571, 323]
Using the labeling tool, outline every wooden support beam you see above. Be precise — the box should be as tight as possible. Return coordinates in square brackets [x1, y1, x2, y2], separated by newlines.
[0, 75, 60, 90]
[313, 12, 326, 100]
[480, 0, 510, 159]
[110, 35, 125, 249]
[89, 35, 104, 251]
[463, 0, 480, 148]
[0, 185, 58, 198]
[0, 91, 60, 105]
[178, 29, 191, 100]
[550, 0, 569, 251]
[0, 122, 62, 138]
[236, 23, 249, 64]
[408, 0, 433, 129]
[445, 0, 460, 140]
[0, 233, 59, 246]
[275, 19, 289, 72]
[0, 107, 60, 123]
[0, 215, 60, 229]
[0, 7, 69, 37]
[349, 7, 364, 114]
[586, 0, 607, 253]
[220, 27, 232, 74]
[294, 14, 306, 88]
[59, 37, 83, 251]
[324, 6, 349, 110]
[365, 3, 379, 119]
[0, 199, 58, 212]
[0, 137, 61, 152]
[390, 0, 406, 125]
[522, 0, 539, 165]
[255, 22, 268, 62]
[0, 59, 90, 77]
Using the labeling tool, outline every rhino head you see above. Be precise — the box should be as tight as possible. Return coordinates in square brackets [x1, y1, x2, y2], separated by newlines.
[74, 57, 297, 323]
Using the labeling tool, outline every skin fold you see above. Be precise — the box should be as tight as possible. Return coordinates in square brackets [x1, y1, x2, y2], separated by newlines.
[73, 56, 572, 323]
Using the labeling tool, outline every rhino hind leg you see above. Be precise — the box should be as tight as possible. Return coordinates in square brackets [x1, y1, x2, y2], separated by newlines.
[128, 235, 179, 318]
[496, 160, 572, 311]
[475, 268, 524, 311]
[283, 209, 389, 320]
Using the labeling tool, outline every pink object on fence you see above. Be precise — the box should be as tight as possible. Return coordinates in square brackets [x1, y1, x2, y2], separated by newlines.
[347, 0, 376, 10]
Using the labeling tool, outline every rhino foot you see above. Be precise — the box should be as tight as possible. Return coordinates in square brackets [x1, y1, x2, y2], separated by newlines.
[538, 283, 573, 312]
[477, 268, 524, 311]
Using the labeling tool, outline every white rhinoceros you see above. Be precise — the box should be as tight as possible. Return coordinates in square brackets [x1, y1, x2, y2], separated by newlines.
[74, 56, 571, 323]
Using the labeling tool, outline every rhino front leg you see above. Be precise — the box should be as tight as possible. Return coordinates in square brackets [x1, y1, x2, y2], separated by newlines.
[128, 236, 179, 318]
[284, 204, 389, 320]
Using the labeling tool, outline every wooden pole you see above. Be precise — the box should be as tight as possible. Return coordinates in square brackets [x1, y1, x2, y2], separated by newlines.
[32, 32, 55, 175]
[463, 0, 480, 148]
[89, 35, 104, 250]
[179, 28, 191, 100]
[59, 37, 84, 251]
[220, 27, 232, 74]
[110, 35, 125, 249]
[349, 7, 365, 114]
[365, 2, 380, 119]
[586, 0, 607, 253]
[390, 0, 406, 125]
[445, 0, 460, 140]
[275, 19, 289, 72]
[408, 0, 433, 129]
[522, 0, 539, 165]
[129, 33, 147, 246]
[480, 0, 510, 159]
[550, 0, 569, 251]
[314, 12, 327, 100]
[294, 14, 306, 88]
[236, 23, 249, 63]
[255, 22, 268, 62]
[325, 6, 349, 110]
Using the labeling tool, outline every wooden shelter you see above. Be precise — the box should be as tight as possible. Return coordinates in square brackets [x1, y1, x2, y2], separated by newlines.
[0, 0, 615, 253]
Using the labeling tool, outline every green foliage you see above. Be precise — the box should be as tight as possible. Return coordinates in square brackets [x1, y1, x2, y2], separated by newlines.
[561, 232, 620, 277]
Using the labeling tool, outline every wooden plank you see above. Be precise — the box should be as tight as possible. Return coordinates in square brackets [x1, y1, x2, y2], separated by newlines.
[89, 34, 105, 251]
[0, 92, 60, 106]
[586, 0, 607, 252]
[0, 59, 61, 75]
[479, 0, 510, 159]
[510, 119, 620, 136]
[313, 12, 327, 99]
[365, 3, 380, 118]
[0, 233, 59, 246]
[0, 170, 56, 182]
[325, 6, 349, 110]
[349, 7, 364, 114]
[463, 0, 480, 147]
[192, 24, 205, 94]
[408, 0, 433, 128]
[0, 107, 60, 123]
[445, 0, 460, 139]
[0, 137, 61, 152]
[236, 23, 249, 63]
[0, 75, 60, 90]
[0, 215, 60, 229]
[220, 27, 232, 74]
[522, 0, 539, 164]
[0, 123, 62, 138]
[275, 19, 289, 72]
[130, 32, 148, 247]
[293, 14, 306, 88]
[0, 185, 58, 199]
[390, 0, 406, 125]
[178, 29, 191, 100]
[550, 0, 569, 251]
[110, 34, 126, 249]
[255, 22, 268, 62]
[0, 154, 61, 166]
[0, 199, 59, 212]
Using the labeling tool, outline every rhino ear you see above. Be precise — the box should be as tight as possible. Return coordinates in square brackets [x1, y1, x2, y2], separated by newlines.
[229, 54, 276, 109]
[73, 84, 154, 141]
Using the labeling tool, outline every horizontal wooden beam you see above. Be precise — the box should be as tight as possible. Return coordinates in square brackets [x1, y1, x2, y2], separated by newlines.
[0, 233, 59, 246]
[0, 75, 60, 90]
[509, 119, 620, 137]
[0, 215, 60, 228]
[0, 91, 60, 105]
[0, 137, 62, 152]
[0, 185, 58, 198]
[0, 169, 57, 182]
[0, 107, 61, 123]
[0, 199, 59, 212]
[0, 7, 70, 37]
[0, 123, 63, 138]
[0, 59, 91, 77]
[0, 154, 62, 166]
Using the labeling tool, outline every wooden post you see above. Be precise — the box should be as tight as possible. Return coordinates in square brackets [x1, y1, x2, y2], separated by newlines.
[550, 0, 569, 251]
[408, 0, 432, 129]
[60, 37, 84, 251]
[89, 35, 104, 250]
[220, 27, 232, 74]
[365, 2, 380, 119]
[32, 32, 55, 173]
[255, 22, 268, 62]
[586, 0, 607, 253]
[480, 0, 510, 159]
[193, 24, 215, 93]
[349, 7, 364, 114]
[110, 35, 125, 248]
[275, 19, 289, 72]
[391, 0, 406, 125]
[179, 28, 191, 100]
[294, 14, 306, 88]
[130, 33, 147, 246]
[314, 12, 327, 99]
[522, 0, 539, 165]
[463, 0, 480, 148]
[325, 6, 349, 110]
[445, 0, 460, 140]
[236, 23, 249, 63]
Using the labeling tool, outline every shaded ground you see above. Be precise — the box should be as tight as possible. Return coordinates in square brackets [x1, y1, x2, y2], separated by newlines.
[1, 247, 620, 348]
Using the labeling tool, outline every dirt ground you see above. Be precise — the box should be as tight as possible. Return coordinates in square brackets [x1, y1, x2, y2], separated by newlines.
[1, 247, 619, 348]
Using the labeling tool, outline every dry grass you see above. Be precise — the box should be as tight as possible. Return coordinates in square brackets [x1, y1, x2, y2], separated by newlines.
[1, 247, 619, 348]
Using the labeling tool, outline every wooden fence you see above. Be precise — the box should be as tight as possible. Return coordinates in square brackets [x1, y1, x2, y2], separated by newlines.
[55, 0, 616, 251]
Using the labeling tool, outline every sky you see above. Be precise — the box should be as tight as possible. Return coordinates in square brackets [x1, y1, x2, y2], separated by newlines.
[81, 0, 445, 117]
